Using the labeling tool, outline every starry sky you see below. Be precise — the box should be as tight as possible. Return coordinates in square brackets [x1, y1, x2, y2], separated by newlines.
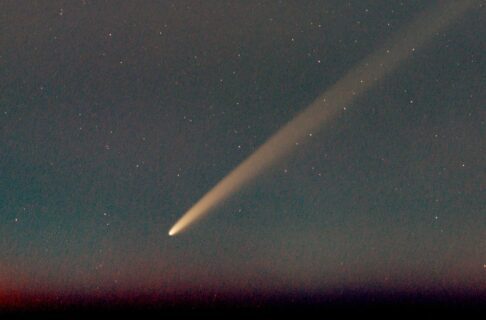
[0, 0, 484, 304]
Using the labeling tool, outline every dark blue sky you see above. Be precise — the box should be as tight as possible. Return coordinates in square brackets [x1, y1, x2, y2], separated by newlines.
[0, 0, 484, 303]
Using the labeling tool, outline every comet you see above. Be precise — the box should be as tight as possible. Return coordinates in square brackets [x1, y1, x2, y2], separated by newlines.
[168, 0, 475, 236]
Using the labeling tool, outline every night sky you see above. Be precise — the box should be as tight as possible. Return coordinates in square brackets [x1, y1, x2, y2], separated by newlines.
[0, 0, 485, 307]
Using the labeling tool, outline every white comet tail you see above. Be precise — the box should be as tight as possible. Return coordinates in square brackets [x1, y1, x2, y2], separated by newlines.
[168, 1, 475, 236]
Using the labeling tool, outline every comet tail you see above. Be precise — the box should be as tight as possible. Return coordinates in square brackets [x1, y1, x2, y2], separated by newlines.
[168, 1, 475, 236]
